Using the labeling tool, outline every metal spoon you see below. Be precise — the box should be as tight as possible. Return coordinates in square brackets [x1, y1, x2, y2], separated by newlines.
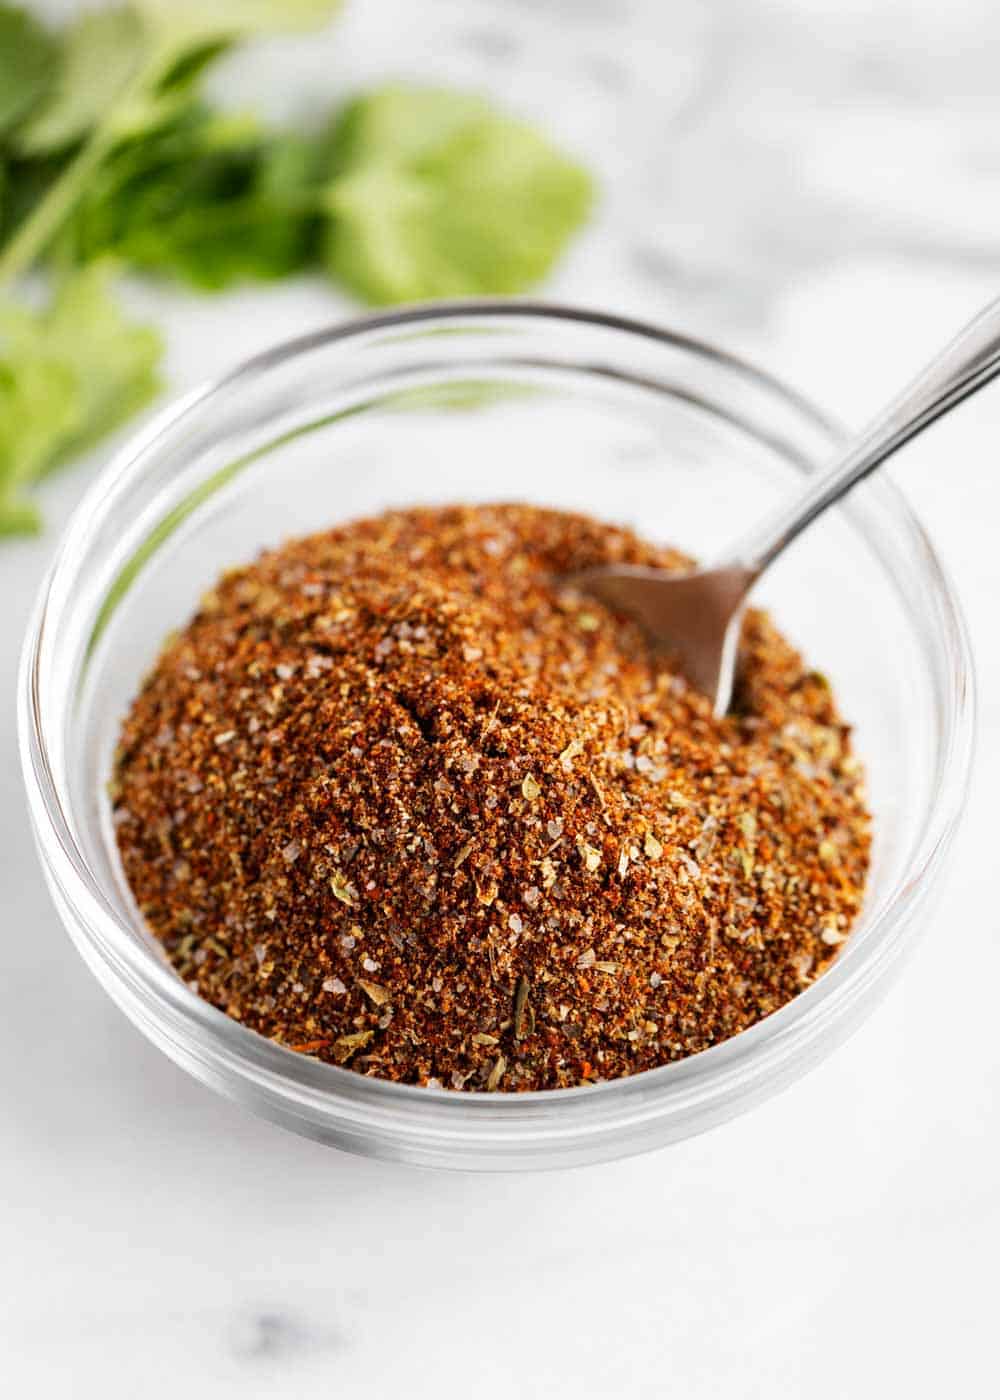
[567, 295, 1000, 715]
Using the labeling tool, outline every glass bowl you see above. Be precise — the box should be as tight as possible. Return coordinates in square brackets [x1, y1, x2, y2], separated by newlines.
[18, 302, 974, 1171]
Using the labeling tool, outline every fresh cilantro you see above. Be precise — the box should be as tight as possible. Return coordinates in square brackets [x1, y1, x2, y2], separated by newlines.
[0, 5, 594, 538]
[0, 265, 162, 534]
[0, 1, 342, 284]
[58, 108, 322, 289]
[322, 86, 593, 303]
[13, 8, 147, 155]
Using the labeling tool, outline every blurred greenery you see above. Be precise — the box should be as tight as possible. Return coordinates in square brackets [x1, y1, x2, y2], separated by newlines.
[0, 1, 592, 535]
[0, 263, 161, 533]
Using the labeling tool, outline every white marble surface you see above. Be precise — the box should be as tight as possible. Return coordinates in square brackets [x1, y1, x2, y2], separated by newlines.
[3, 1, 999, 1394]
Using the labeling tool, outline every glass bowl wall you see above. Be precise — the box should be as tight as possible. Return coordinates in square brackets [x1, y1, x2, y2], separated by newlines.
[19, 303, 974, 1170]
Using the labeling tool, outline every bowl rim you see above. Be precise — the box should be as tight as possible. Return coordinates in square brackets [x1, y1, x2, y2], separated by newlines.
[18, 299, 977, 1156]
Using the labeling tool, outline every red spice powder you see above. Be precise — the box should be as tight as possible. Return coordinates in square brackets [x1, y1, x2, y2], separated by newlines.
[112, 504, 870, 1090]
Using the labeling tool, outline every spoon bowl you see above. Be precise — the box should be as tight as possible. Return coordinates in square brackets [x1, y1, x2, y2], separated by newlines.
[564, 563, 754, 712]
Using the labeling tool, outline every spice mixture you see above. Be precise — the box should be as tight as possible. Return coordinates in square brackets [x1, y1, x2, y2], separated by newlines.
[112, 504, 870, 1090]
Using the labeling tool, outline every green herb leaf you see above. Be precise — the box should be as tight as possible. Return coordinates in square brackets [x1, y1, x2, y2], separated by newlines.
[1, 1, 342, 288]
[0, 351, 77, 533]
[134, 0, 341, 54]
[14, 8, 147, 155]
[41, 263, 163, 459]
[0, 4, 58, 138]
[321, 86, 593, 304]
[0, 265, 162, 533]
[59, 106, 322, 289]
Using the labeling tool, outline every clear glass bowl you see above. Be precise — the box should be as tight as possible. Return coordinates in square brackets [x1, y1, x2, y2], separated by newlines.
[18, 303, 974, 1171]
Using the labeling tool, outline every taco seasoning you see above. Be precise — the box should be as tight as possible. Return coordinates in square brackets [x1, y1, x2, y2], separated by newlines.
[111, 504, 870, 1090]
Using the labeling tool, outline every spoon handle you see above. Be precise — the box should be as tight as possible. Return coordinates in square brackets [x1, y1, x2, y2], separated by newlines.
[731, 293, 1000, 576]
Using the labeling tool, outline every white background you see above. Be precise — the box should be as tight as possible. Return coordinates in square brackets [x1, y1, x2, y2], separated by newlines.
[3, 2, 998, 1394]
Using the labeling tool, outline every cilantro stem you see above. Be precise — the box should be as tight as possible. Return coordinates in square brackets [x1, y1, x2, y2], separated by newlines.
[0, 60, 157, 289]
[0, 128, 117, 287]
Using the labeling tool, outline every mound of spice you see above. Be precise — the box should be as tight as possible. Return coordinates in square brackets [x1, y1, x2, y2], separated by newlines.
[112, 503, 870, 1090]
